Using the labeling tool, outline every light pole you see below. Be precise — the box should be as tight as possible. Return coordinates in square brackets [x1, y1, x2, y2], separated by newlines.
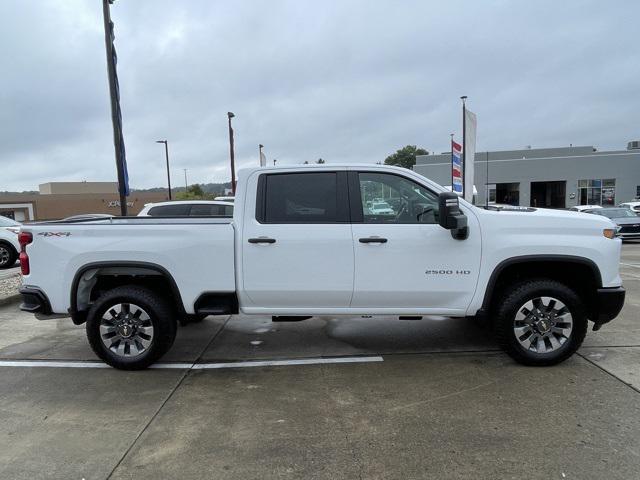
[183, 169, 188, 190]
[155, 140, 172, 200]
[259, 144, 264, 166]
[227, 112, 236, 195]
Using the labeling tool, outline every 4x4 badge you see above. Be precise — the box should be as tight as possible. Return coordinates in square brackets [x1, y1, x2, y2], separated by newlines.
[37, 232, 71, 237]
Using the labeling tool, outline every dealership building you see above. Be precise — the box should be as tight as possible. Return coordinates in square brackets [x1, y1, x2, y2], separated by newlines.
[413, 141, 640, 208]
[0, 182, 167, 221]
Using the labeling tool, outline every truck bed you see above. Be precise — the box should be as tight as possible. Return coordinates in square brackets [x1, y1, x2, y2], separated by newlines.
[21, 216, 236, 314]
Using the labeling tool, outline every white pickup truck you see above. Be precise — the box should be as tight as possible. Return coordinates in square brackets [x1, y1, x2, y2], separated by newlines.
[18, 165, 625, 369]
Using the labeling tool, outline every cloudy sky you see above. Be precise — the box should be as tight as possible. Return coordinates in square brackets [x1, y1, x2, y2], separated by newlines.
[1, 0, 639, 191]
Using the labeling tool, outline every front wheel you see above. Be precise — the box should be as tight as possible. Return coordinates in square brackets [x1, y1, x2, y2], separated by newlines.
[86, 286, 177, 370]
[494, 279, 588, 366]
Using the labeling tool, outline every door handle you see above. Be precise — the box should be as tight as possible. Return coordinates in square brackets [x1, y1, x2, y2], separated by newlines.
[248, 237, 276, 244]
[359, 237, 388, 244]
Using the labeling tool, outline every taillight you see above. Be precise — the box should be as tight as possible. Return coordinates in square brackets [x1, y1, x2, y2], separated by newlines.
[18, 231, 33, 275]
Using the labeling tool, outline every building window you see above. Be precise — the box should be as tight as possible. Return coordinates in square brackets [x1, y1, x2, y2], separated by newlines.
[487, 184, 497, 204]
[578, 179, 615, 206]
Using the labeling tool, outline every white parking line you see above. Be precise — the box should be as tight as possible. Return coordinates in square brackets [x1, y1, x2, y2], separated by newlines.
[0, 360, 112, 369]
[0, 356, 384, 370]
[621, 263, 640, 269]
[192, 356, 384, 369]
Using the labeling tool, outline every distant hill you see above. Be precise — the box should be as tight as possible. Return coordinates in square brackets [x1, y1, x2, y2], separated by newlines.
[1, 183, 231, 195]
[132, 182, 232, 195]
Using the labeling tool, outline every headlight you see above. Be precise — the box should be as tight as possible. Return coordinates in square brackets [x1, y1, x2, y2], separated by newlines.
[603, 228, 617, 239]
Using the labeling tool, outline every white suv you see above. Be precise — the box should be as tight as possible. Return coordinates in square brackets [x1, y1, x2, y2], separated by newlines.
[0, 216, 21, 269]
[138, 200, 234, 217]
[619, 201, 640, 213]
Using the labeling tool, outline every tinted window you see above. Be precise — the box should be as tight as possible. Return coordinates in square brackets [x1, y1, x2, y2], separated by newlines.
[264, 173, 338, 223]
[148, 204, 190, 216]
[189, 204, 234, 216]
[358, 172, 439, 224]
[594, 208, 637, 219]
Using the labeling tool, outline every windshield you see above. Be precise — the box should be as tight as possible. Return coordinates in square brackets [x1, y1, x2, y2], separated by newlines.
[0, 216, 20, 227]
[595, 208, 638, 219]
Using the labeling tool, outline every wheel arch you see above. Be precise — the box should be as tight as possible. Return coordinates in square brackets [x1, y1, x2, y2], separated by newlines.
[481, 255, 602, 319]
[69, 261, 186, 325]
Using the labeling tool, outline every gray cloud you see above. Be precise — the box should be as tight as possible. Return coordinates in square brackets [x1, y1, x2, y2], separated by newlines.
[1, 0, 639, 191]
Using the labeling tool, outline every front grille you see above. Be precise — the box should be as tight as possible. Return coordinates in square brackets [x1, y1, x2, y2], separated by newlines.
[619, 224, 640, 234]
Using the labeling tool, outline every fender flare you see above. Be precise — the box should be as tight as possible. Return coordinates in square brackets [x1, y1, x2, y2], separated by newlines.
[69, 261, 186, 323]
[480, 254, 603, 312]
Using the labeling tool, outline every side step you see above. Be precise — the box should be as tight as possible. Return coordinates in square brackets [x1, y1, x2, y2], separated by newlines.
[272, 316, 313, 322]
[398, 316, 423, 320]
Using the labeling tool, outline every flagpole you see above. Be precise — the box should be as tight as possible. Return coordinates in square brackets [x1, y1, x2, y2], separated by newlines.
[102, 0, 127, 216]
[450, 133, 454, 192]
[460, 96, 467, 200]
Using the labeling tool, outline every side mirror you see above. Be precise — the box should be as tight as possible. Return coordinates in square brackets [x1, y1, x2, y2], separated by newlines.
[438, 192, 468, 240]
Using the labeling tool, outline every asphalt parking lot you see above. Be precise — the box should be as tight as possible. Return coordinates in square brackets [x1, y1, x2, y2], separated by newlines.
[1, 247, 640, 479]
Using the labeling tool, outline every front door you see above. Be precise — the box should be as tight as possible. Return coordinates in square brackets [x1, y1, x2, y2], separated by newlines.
[241, 170, 354, 310]
[349, 171, 481, 314]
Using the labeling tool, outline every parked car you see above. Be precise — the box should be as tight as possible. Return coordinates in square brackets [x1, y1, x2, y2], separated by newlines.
[568, 205, 603, 212]
[618, 201, 640, 213]
[18, 164, 624, 369]
[585, 207, 640, 240]
[0, 216, 21, 269]
[214, 196, 235, 203]
[138, 200, 233, 217]
[367, 201, 395, 216]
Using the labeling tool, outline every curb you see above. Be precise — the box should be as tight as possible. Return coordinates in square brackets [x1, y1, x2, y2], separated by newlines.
[0, 293, 20, 308]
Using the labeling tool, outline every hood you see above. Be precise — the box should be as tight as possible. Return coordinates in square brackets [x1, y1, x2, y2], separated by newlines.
[611, 217, 640, 226]
[475, 205, 615, 233]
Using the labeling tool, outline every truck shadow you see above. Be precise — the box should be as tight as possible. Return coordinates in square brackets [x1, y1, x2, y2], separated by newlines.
[198, 315, 498, 362]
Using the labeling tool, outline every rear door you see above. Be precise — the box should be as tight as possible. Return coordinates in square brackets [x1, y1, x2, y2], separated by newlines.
[241, 170, 354, 309]
[349, 170, 481, 313]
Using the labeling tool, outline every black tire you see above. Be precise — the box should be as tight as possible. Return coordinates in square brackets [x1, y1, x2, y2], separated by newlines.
[494, 279, 588, 366]
[86, 285, 177, 370]
[0, 242, 17, 269]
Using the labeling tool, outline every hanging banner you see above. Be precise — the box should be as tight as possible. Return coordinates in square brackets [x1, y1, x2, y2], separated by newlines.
[451, 140, 463, 195]
[463, 109, 477, 203]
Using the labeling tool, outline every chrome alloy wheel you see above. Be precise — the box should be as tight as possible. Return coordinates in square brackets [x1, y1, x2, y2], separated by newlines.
[0, 246, 10, 266]
[99, 303, 154, 357]
[513, 296, 573, 354]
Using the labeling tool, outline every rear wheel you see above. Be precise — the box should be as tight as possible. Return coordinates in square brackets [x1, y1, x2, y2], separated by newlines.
[494, 279, 588, 366]
[86, 286, 177, 370]
[0, 243, 17, 269]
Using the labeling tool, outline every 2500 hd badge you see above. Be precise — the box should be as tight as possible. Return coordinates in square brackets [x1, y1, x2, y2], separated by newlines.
[425, 269, 471, 275]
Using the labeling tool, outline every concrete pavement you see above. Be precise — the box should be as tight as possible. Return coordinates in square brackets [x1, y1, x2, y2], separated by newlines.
[0, 245, 639, 479]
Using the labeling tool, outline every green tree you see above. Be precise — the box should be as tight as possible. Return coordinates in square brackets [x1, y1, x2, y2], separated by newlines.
[316, 158, 325, 164]
[176, 184, 211, 200]
[384, 145, 428, 169]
